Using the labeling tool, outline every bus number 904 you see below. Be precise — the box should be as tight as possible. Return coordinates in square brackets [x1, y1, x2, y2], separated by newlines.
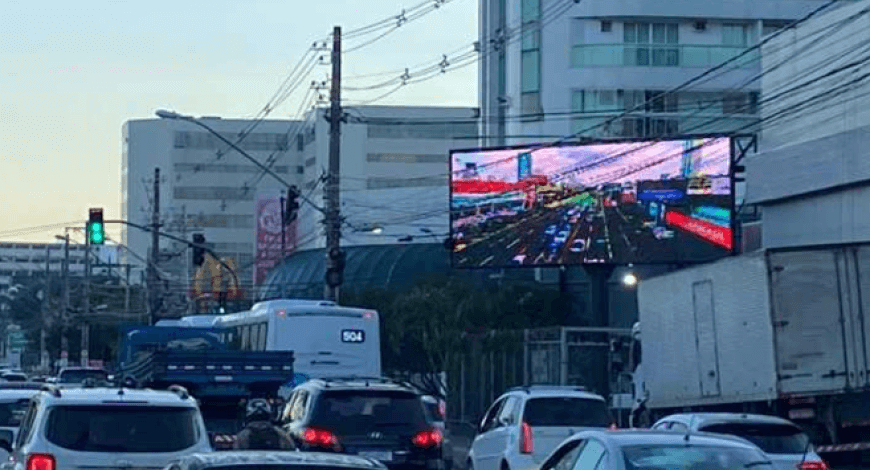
[342, 329, 365, 343]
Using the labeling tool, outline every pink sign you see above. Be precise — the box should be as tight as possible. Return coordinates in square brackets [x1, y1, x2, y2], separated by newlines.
[254, 194, 296, 286]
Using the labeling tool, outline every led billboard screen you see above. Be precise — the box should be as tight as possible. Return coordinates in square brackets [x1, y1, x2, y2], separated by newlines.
[450, 137, 734, 267]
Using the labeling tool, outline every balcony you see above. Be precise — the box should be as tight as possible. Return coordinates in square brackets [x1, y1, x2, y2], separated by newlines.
[570, 44, 759, 69]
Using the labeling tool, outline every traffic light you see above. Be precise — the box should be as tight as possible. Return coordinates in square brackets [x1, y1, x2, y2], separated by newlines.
[87, 208, 105, 245]
[192, 233, 206, 266]
[285, 186, 300, 223]
[325, 248, 346, 288]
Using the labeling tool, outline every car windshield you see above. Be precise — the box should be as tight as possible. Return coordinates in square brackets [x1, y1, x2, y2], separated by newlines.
[46, 405, 200, 452]
[700, 423, 811, 454]
[0, 399, 29, 426]
[622, 445, 773, 470]
[311, 390, 428, 435]
[522, 397, 611, 427]
[58, 369, 107, 383]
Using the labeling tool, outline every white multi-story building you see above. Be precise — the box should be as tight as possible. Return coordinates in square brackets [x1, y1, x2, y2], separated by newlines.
[295, 106, 478, 251]
[478, 0, 830, 147]
[0, 242, 124, 290]
[122, 118, 301, 288]
[122, 106, 477, 289]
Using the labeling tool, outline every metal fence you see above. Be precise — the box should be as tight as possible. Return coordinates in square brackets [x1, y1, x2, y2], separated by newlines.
[447, 326, 632, 426]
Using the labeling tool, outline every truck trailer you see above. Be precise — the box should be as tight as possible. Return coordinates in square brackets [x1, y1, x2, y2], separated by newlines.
[634, 244, 870, 465]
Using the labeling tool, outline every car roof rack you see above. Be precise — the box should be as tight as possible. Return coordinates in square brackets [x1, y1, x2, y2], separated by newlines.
[168, 384, 190, 399]
[507, 385, 590, 394]
[40, 384, 61, 398]
[315, 376, 417, 389]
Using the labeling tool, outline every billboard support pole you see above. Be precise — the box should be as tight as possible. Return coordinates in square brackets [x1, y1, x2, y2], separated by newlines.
[584, 265, 615, 327]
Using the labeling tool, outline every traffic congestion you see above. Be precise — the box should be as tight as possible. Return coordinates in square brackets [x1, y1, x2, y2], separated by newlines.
[0, 298, 831, 470]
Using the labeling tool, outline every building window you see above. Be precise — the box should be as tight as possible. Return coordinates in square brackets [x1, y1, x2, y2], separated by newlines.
[366, 176, 447, 189]
[173, 131, 288, 152]
[173, 187, 255, 201]
[722, 24, 750, 47]
[762, 20, 788, 37]
[723, 91, 758, 114]
[174, 163, 289, 174]
[624, 22, 678, 66]
[367, 153, 447, 163]
[601, 20, 612, 33]
[366, 122, 478, 139]
[305, 157, 316, 167]
[520, 0, 542, 120]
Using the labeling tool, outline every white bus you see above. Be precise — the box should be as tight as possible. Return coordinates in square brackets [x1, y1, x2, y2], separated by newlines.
[201, 299, 382, 380]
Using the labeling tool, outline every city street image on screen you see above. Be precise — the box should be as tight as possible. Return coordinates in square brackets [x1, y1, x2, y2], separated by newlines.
[450, 137, 733, 267]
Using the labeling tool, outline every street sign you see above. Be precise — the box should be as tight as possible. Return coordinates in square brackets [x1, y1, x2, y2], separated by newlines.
[8, 331, 26, 352]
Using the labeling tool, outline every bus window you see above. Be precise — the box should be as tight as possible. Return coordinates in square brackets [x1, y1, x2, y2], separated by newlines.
[260, 321, 268, 350]
[257, 323, 266, 351]
[241, 326, 250, 351]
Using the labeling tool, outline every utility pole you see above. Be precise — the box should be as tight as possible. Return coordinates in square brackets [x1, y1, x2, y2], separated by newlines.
[181, 205, 190, 313]
[149, 168, 161, 325]
[41, 245, 49, 373]
[61, 234, 70, 370]
[81, 236, 90, 367]
[324, 25, 342, 301]
[280, 196, 287, 257]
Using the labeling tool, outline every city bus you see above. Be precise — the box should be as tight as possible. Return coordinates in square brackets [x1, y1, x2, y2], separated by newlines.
[207, 299, 382, 380]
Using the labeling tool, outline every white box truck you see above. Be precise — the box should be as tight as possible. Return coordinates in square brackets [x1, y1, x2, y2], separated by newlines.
[634, 245, 870, 462]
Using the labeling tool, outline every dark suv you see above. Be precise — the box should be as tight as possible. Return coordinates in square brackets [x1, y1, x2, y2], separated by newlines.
[280, 377, 443, 470]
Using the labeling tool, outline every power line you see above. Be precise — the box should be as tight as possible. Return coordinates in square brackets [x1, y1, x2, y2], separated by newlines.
[340, 0, 579, 102]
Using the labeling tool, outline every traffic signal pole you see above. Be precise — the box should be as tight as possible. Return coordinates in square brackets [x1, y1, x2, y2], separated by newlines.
[81, 235, 90, 367]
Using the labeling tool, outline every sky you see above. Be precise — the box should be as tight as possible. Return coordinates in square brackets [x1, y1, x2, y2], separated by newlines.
[0, 0, 478, 243]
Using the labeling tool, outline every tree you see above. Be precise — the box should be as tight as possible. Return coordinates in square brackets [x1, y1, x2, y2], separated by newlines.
[342, 275, 573, 398]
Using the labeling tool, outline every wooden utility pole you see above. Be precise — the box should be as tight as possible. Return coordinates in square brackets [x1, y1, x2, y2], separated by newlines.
[324, 26, 343, 301]
[148, 168, 161, 324]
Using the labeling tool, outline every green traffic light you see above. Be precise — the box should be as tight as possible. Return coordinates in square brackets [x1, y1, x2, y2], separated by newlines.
[89, 222, 105, 244]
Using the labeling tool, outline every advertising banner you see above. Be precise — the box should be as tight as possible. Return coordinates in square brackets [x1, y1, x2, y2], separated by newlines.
[254, 194, 296, 286]
[450, 136, 734, 267]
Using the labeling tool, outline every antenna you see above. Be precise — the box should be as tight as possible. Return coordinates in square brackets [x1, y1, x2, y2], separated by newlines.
[685, 415, 697, 443]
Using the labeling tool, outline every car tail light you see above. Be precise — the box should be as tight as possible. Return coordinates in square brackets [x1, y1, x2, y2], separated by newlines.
[27, 454, 55, 470]
[520, 422, 533, 454]
[413, 429, 443, 449]
[797, 461, 830, 470]
[303, 428, 339, 448]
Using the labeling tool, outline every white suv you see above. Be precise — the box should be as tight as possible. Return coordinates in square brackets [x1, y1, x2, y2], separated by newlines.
[2, 385, 212, 470]
[467, 386, 612, 470]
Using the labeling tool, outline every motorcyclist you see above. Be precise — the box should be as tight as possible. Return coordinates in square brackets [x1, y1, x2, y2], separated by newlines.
[233, 398, 296, 450]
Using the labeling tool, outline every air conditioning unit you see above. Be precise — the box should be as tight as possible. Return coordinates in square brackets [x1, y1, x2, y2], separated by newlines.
[693, 20, 707, 31]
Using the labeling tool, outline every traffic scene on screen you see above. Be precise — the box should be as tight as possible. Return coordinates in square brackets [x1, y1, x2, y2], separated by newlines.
[450, 137, 733, 267]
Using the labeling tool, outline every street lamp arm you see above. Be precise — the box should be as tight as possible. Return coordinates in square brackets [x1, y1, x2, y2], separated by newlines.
[105, 219, 240, 288]
[155, 109, 326, 215]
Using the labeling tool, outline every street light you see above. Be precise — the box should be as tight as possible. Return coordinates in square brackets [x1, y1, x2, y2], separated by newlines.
[155, 109, 305, 198]
[622, 272, 638, 288]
